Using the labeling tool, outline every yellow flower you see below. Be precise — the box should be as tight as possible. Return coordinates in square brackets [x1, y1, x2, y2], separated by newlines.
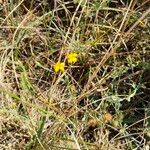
[67, 52, 78, 64]
[54, 62, 65, 73]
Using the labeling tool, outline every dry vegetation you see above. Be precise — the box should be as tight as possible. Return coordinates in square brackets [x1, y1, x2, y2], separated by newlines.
[0, 0, 150, 150]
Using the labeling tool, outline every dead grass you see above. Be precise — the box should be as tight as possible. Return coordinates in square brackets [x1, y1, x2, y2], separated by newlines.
[0, 0, 150, 150]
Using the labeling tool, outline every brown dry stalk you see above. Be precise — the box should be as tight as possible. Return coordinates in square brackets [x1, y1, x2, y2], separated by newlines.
[66, 5, 150, 115]
[83, 6, 150, 94]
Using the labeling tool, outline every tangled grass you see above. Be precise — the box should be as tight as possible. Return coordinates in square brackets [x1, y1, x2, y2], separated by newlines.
[0, 0, 150, 149]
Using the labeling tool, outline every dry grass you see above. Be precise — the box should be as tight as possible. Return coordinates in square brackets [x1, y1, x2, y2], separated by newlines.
[0, 0, 150, 149]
